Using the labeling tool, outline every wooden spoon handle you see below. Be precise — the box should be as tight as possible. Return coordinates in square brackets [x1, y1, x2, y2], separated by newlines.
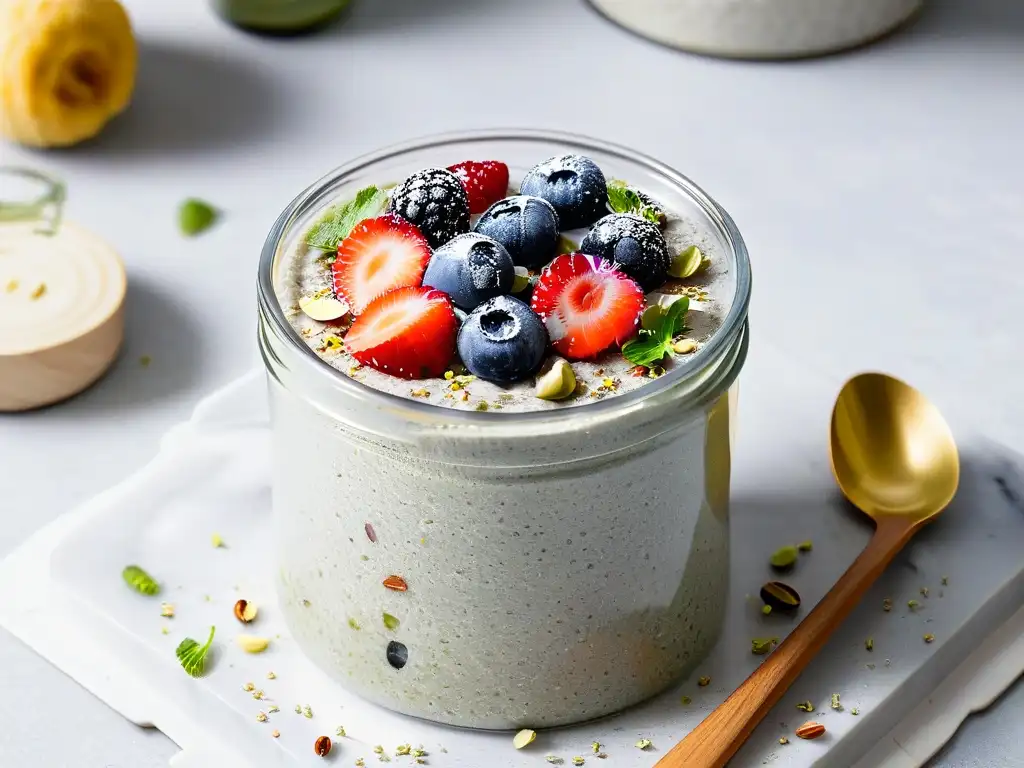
[655, 517, 918, 768]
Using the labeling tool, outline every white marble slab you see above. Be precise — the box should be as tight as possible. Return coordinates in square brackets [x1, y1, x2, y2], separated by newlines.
[3, 340, 1023, 767]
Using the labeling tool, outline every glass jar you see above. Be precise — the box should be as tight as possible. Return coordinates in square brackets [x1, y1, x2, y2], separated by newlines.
[210, 0, 352, 35]
[257, 130, 751, 728]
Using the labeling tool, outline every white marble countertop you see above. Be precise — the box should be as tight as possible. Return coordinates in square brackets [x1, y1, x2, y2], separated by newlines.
[0, 0, 1021, 765]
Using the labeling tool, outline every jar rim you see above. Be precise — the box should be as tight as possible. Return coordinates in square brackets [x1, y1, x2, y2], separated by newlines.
[257, 128, 751, 427]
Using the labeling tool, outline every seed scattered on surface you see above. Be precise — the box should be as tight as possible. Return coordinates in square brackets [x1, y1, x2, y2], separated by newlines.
[336, 726, 346, 737]
[572, 757, 585, 766]
[883, 598, 893, 612]
[237, 635, 270, 653]
[268, 705, 279, 713]
[244, 682, 255, 692]
[373, 746, 384, 754]
[267, 671, 276, 680]
[796, 701, 814, 712]
[779, 737, 789, 745]
[680, 695, 692, 705]
[866, 637, 874, 651]
[383, 575, 408, 592]
[698, 676, 711, 687]
[851, 707, 860, 716]
[356, 760, 365, 767]
[762, 605, 772, 615]
[920, 587, 929, 598]
[272, 730, 280, 738]
[365, 522, 377, 543]
[382, 612, 400, 631]
[760, 581, 801, 612]
[253, 690, 264, 700]
[161, 603, 175, 618]
[314, 735, 332, 757]
[635, 738, 653, 750]
[769, 545, 799, 569]
[908, 599, 920, 611]
[234, 599, 258, 623]
[672, 339, 698, 355]
[591, 742, 601, 754]
[752, 637, 779, 655]
[211, 533, 225, 548]
[396, 745, 412, 756]
[386, 641, 409, 669]
[831, 693, 842, 711]
[795, 722, 826, 740]
[797, 540, 813, 552]
[924, 633, 935, 643]
[256, 712, 268, 722]
[295, 705, 302, 714]
[513, 729, 537, 749]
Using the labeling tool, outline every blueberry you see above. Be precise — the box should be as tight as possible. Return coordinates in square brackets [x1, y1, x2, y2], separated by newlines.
[457, 295, 548, 384]
[519, 154, 608, 230]
[422, 233, 515, 311]
[388, 168, 470, 248]
[580, 213, 670, 292]
[473, 195, 560, 269]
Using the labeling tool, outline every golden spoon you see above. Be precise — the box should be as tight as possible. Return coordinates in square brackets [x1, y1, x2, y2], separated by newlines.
[656, 372, 960, 768]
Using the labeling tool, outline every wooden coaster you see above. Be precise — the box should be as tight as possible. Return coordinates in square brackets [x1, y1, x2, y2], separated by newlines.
[0, 221, 126, 411]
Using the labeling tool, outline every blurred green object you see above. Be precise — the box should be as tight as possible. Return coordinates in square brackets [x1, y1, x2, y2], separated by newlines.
[211, 0, 352, 35]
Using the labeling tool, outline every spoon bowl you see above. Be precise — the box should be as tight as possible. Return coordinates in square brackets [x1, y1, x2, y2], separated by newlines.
[657, 372, 960, 768]
[830, 372, 960, 523]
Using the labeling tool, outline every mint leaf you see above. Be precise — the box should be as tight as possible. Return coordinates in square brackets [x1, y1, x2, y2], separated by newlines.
[306, 185, 388, 252]
[178, 199, 218, 237]
[606, 185, 664, 225]
[623, 332, 671, 367]
[621, 298, 691, 366]
[176, 625, 216, 678]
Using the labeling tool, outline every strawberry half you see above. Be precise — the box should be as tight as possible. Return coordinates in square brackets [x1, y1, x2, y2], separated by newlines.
[344, 286, 457, 379]
[531, 253, 644, 360]
[447, 160, 510, 214]
[332, 214, 432, 315]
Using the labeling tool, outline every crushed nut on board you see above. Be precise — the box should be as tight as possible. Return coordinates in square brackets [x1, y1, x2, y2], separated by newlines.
[635, 739, 653, 750]
[698, 676, 711, 687]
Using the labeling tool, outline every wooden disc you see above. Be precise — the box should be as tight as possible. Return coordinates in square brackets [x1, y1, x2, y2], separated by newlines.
[0, 221, 126, 411]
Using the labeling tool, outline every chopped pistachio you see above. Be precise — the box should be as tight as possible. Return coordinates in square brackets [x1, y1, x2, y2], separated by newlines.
[851, 707, 860, 716]
[396, 745, 411, 756]
[5, 279, 18, 293]
[668, 245, 704, 279]
[796, 701, 814, 712]
[410, 388, 430, 398]
[831, 693, 842, 711]
[698, 676, 711, 687]
[513, 729, 537, 749]
[797, 540, 813, 552]
[536, 358, 577, 401]
[321, 335, 344, 351]
[680, 695, 692, 705]
[336, 726, 346, 737]
[941, 576, 949, 585]
[924, 633, 935, 643]
[762, 605, 772, 616]
[596, 755, 608, 760]
[373, 746, 384, 754]
[866, 637, 874, 651]
[252, 690, 264, 700]
[268, 705, 279, 713]
[140, 355, 152, 368]
[211, 533, 225, 548]
[752, 637, 779, 655]
[267, 671, 276, 679]
[883, 598, 893, 612]
[920, 587, 929, 598]
[908, 599, 920, 611]
[243, 682, 255, 692]
[779, 737, 790, 745]
[356, 760, 366, 767]
[303, 705, 313, 719]
[546, 758, 564, 765]
[635, 738, 653, 750]
[411, 748, 427, 758]
[572, 758, 585, 766]
[294, 705, 302, 714]
[770, 545, 799, 569]
[160, 602, 175, 618]
[160, 626, 169, 635]
[444, 370, 454, 380]
[256, 711, 268, 722]
[382, 613, 400, 631]
[302, 599, 312, 607]
[29, 283, 46, 300]
[591, 742, 601, 754]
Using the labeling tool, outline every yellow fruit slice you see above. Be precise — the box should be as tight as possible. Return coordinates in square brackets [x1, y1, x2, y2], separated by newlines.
[0, 0, 137, 147]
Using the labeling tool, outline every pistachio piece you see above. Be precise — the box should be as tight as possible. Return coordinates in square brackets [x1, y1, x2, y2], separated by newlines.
[769, 545, 799, 569]
[536, 358, 576, 401]
[751, 637, 779, 655]
[513, 729, 537, 749]
[669, 245, 704, 279]
[237, 634, 270, 653]
[511, 266, 531, 293]
[760, 581, 801, 612]
[234, 599, 258, 623]
[299, 293, 349, 322]
[672, 339, 698, 355]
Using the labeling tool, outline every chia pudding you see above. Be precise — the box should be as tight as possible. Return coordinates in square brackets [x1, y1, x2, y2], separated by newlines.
[259, 132, 750, 729]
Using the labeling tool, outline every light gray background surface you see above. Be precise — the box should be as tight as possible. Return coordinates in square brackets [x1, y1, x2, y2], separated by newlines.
[0, 1, 1021, 766]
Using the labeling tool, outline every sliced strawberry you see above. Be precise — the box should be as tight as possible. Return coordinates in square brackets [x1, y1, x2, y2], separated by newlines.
[344, 286, 457, 379]
[531, 253, 644, 360]
[447, 160, 510, 215]
[332, 214, 432, 315]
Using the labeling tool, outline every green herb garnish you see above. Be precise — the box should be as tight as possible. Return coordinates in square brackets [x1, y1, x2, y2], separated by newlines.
[178, 199, 218, 237]
[622, 297, 689, 366]
[176, 625, 216, 677]
[305, 185, 388, 252]
[607, 185, 663, 225]
[122, 565, 160, 596]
